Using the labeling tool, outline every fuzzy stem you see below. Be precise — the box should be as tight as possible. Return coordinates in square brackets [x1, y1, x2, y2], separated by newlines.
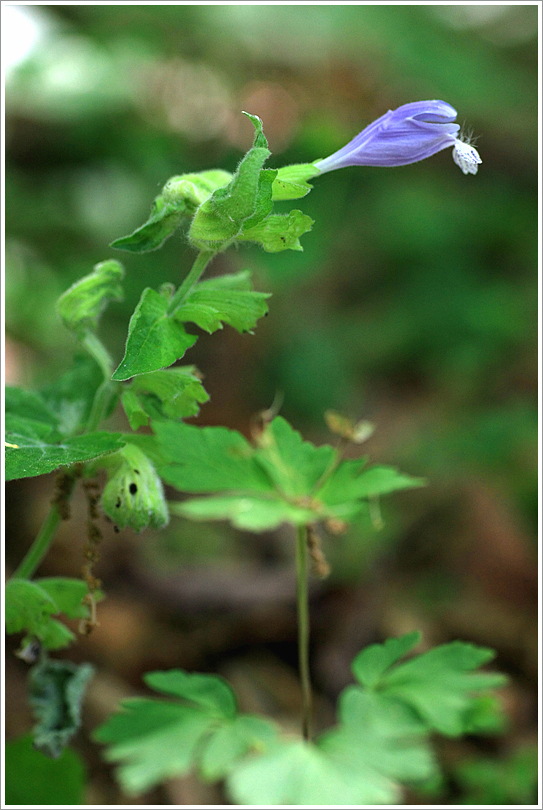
[82, 331, 116, 432]
[296, 524, 312, 740]
[167, 249, 216, 316]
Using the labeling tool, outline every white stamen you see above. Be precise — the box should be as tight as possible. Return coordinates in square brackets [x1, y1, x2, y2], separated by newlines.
[452, 139, 482, 175]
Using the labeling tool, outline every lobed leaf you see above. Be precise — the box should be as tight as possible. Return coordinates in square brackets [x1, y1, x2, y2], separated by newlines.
[122, 366, 209, 429]
[173, 270, 270, 334]
[112, 287, 197, 381]
[94, 668, 276, 795]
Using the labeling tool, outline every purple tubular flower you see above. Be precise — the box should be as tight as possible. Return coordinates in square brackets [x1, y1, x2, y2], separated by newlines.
[314, 100, 461, 173]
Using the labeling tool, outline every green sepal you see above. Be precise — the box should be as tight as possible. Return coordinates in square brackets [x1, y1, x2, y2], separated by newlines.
[238, 209, 314, 252]
[57, 260, 124, 336]
[121, 366, 209, 429]
[98, 443, 169, 532]
[189, 113, 271, 251]
[111, 170, 232, 253]
[271, 163, 319, 200]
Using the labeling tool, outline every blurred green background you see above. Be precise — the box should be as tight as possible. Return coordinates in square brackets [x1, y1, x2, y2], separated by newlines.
[5, 4, 538, 805]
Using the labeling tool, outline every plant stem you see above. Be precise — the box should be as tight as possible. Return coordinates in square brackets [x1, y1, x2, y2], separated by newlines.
[13, 475, 77, 579]
[296, 524, 312, 741]
[167, 249, 216, 315]
[82, 331, 116, 432]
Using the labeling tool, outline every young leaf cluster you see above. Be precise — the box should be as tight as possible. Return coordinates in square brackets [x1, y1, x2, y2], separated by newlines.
[94, 632, 506, 804]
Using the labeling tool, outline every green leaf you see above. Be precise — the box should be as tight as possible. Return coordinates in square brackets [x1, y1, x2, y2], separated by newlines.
[199, 714, 277, 781]
[189, 113, 271, 250]
[98, 443, 169, 532]
[36, 577, 92, 619]
[94, 667, 274, 795]
[318, 460, 425, 505]
[57, 260, 124, 336]
[353, 637, 508, 736]
[4, 417, 125, 480]
[238, 209, 314, 252]
[6, 577, 97, 650]
[40, 354, 105, 436]
[5, 734, 86, 805]
[122, 367, 209, 429]
[111, 170, 232, 253]
[29, 657, 94, 758]
[155, 421, 273, 494]
[253, 416, 335, 499]
[271, 163, 318, 200]
[144, 669, 236, 717]
[173, 270, 271, 334]
[352, 632, 422, 689]
[5, 579, 59, 636]
[112, 287, 197, 381]
[157, 416, 423, 530]
[171, 495, 317, 532]
[5, 386, 59, 428]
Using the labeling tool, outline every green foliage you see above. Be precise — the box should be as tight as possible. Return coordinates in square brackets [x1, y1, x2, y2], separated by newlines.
[4, 733, 86, 805]
[95, 634, 505, 803]
[121, 366, 209, 429]
[157, 415, 424, 530]
[172, 270, 271, 333]
[97, 442, 169, 531]
[93, 668, 277, 795]
[111, 170, 233, 253]
[57, 259, 124, 336]
[352, 632, 507, 736]
[5, 577, 97, 650]
[111, 286, 198, 381]
[29, 656, 95, 758]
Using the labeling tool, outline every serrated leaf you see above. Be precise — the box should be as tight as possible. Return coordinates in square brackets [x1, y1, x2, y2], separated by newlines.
[354, 638, 508, 736]
[318, 459, 425, 505]
[5, 734, 86, 805]
[36, 578, 91, 620]
[4, 422, 125, 481]
[30, 658, 94, 758]
[112, 287, 197, 381]
[253, 416, 334, 498]
[94, 668, 271, 795]
[171, 494, 317, 532]
[57, 260, 124, 336]
[144, 670, 236, 717]
[122, 367, 209, 428]
[173, 270, 270, 333]
[199, 714, 277, 781]
[189, 113, 271, 250]
[155, 421, 273, 494]
[111, 170, 232, 253]
[352, 632, 422, 689]
[5, 579, 59, 635]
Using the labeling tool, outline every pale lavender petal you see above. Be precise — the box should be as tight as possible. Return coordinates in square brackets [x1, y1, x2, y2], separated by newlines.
[314, 101, 460, 173]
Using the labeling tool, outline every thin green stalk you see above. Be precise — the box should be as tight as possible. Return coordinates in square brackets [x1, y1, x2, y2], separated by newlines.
[167, 249, 216, 315]
[13, 476, 77, 579]
[296, 524, 312, 741]
[82, 331, 116, 432]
